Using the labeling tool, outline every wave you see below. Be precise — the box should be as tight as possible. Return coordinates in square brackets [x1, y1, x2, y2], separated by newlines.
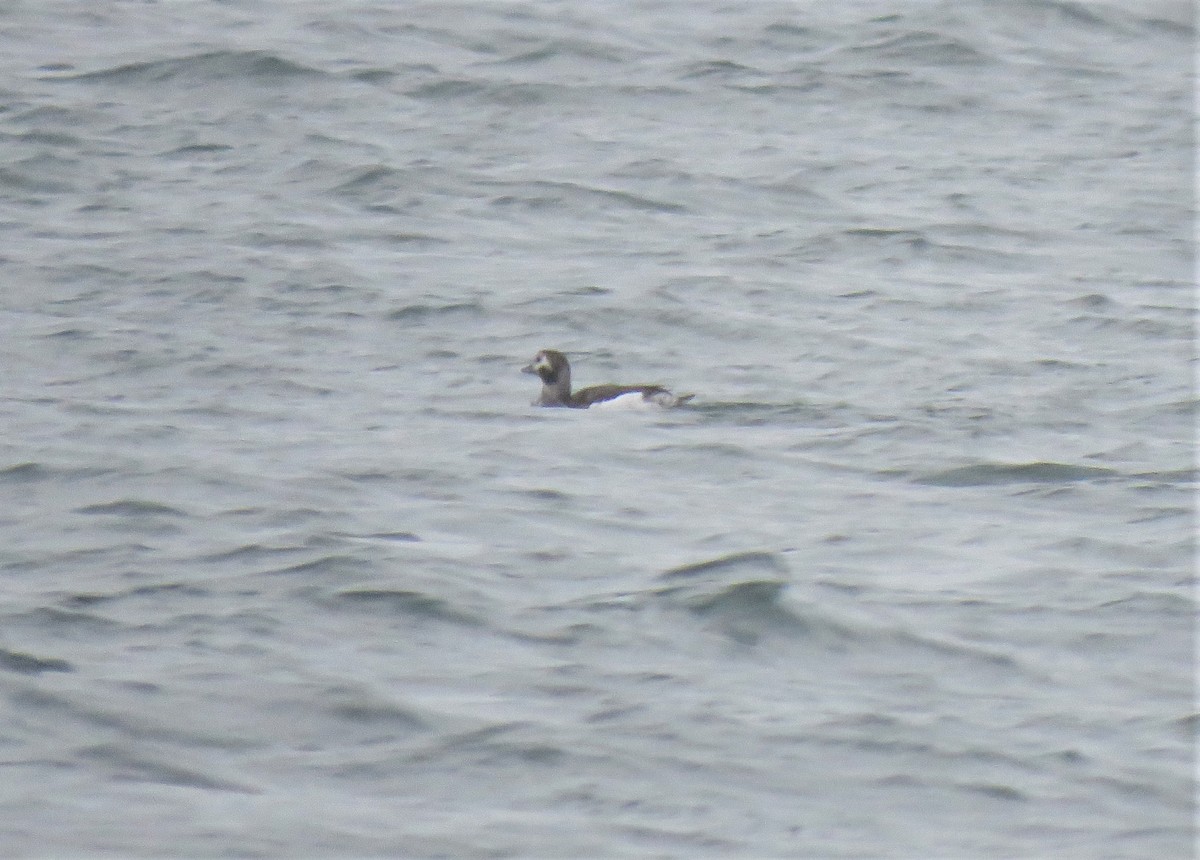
[682, 402, 826, 426]
[642, 551, 1028, 673]
[0, 647, 72, 675]
[652, 552, 841, 645]
[321, 685, 429, 732]
[264, 554, 377, 578]
[802, 226, 1048, 270]
[52, 50, 325, 87]
[0, 462, 52, 482]
[1090, 590, 1196, 615]
[1007, 0, 1192, 37]
[657, 550, 788, 588]
[486, 179, 687, 216]
[915, 461, 1118, 487]
[78, 742, 257, 793]
[327, 588, 484, 626]
[387, 301, 485, 322]
[64, 581, 209, 608]
[842, 30, 995, 66]
[74, 499, 188, 517]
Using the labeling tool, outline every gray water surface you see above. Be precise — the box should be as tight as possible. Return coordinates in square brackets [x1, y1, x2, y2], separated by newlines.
[0, 1, 1194, 857]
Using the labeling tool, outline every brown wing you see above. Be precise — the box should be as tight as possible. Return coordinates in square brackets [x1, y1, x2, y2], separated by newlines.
[570, 384, 666, 408]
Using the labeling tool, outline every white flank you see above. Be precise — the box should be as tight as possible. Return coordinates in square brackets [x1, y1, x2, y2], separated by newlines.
[589, 391, 664, 411]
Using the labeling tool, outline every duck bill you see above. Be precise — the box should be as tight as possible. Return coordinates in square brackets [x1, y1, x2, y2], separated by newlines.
[521, 363, 537, 374]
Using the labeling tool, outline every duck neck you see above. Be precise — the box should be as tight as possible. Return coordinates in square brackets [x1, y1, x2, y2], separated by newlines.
[538, 366, 571, 406]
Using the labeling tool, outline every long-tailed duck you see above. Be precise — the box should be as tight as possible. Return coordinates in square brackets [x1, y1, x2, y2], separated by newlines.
[522, 349, 694, 409]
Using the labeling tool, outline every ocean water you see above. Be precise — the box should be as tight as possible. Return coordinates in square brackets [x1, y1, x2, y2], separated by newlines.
[0, 1, 1194, 856]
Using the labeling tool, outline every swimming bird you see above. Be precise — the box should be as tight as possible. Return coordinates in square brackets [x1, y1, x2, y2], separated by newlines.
[522, 349, 694, 409]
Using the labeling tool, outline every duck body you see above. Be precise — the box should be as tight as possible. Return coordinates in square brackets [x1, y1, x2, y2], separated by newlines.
[522, 349, 693, 409]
